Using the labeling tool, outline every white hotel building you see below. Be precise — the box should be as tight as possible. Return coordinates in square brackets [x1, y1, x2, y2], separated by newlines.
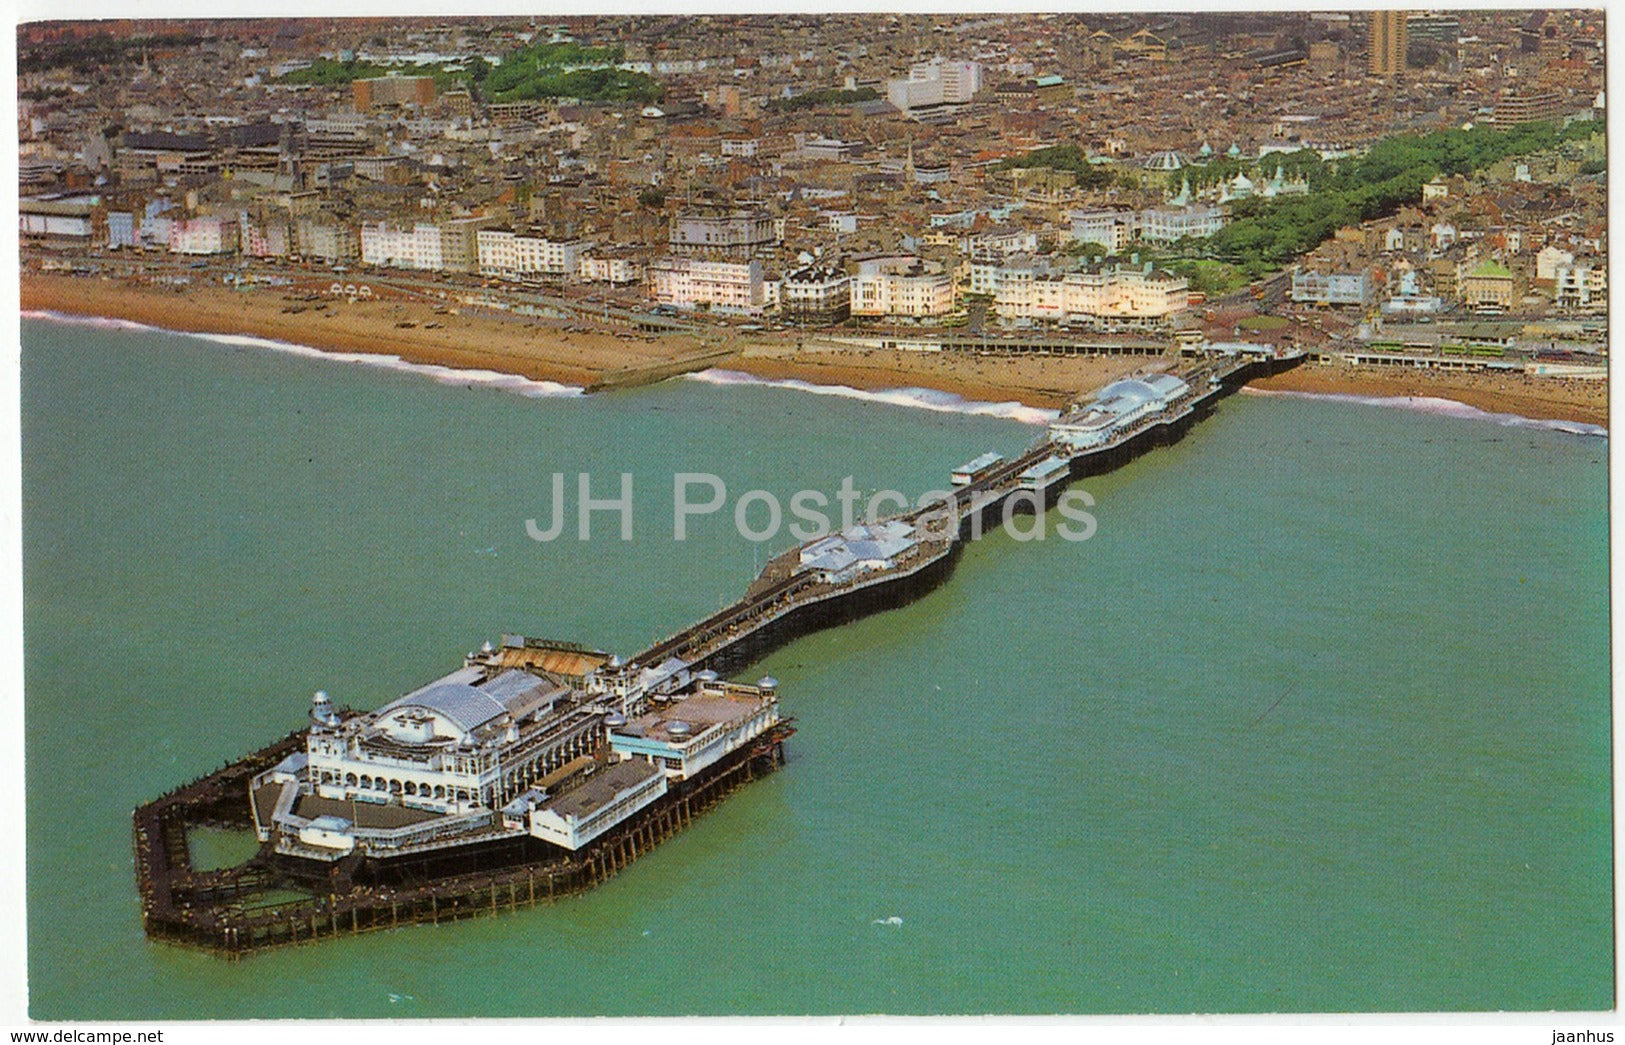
[579, 252, 643, 285]
[360, 221, 444, 271]
[1138, 204, 1227, 244]
[780, 264, 852, 324]
[1068, 210, 1135, 255]
[993, 267, 1189, 325]
[849, 255, 955, 319]
[649, 257, 765, 314]
[1069, 204, 1227, 251]
[168, 216, 238, 255]
[476, 228, 587, 280]
[1554, 263, 1606, 310]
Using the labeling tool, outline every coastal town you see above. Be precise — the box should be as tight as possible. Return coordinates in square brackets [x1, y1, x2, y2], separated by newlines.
[11, 11, 1617, 1025]
[18, 11, 1609, 425]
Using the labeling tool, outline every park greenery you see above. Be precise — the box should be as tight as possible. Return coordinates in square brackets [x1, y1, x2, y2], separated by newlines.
[1159, 257, 1251, 297]
[277, 57, 468, 92]
[1187, 118, 1604, 277]
[481, 42, 659, 104]
[1035, 118, 1603, 284]
[485, 65, 660, 104]
[995, 144, 1115, 190]
[276, 39, 660, 105]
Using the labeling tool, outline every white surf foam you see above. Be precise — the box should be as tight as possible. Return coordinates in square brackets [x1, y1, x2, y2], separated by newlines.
[685, 368, 1058, 426]
[1242, 386, 1607, 439]
[22, 310, 151, 333]
[23, 309, 586, 399]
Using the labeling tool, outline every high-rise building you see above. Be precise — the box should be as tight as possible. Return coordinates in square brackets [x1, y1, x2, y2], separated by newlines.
[352, 75, 436, 111]
[1407, 12, 1461, 45]
[885, 59, 983, 115]
[1369, 10, 1408, 77]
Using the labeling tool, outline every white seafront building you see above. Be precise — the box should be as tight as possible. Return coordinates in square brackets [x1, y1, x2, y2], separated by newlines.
[1048, 373, 1191, 449]
[168, 215, 238, 255]
[579, 251, 643, 285]
[650, 256, 765, 313]
[850, 255, 954, 319]
[476, 228, 588, 280]
[993, 266, 1189, 325]
[359, 220, 444, 270]
[250, 637, 782, 858]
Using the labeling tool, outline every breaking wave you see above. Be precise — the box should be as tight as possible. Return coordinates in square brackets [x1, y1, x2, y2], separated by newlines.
[685, 368, 1058, 426]
[1243, 386, 1607, 438]
[22, 309, 586, 399]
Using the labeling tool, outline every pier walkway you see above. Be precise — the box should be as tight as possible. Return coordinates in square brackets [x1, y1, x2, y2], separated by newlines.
[628, 349, 1295, 678]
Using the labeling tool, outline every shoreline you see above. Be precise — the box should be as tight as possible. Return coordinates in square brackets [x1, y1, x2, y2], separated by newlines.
[1250, 361, 1608, 429]
[21, 272, 1609, 430]
[21, 272, 674, 389]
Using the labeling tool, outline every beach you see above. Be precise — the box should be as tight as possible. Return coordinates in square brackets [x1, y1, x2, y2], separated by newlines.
[21, 272, 1608, 425]
[1252, 360, 1610, 428]
[734, 340, 1152, 409]
[21, 272, 700, 389]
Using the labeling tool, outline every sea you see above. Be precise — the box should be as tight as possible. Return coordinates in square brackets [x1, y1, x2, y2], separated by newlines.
[20, 315, 1613, 1018]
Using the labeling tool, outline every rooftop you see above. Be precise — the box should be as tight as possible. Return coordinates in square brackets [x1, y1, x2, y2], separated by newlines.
[372, 667, 570, 742]
[295, 792, 444, 829]
[955, 451, 1004, 474]
[617, 689, 772, 746]
[537, 758, 663, 822]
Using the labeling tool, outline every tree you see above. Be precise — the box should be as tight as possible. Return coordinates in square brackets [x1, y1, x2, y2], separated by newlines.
[1205, 118, 1600, 272]
[1065, 240, 1111, 263]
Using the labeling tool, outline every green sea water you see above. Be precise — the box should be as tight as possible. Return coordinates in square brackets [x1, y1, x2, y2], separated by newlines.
[21, 317, 1612, 1017]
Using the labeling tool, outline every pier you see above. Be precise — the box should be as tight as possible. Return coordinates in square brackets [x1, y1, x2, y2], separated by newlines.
[628, 345, 1301, 677]
[137, 722, 794, 956]
[131, 342, 1303, 957]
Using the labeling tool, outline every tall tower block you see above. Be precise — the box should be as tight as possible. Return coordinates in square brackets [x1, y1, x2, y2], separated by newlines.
[1369, 10, 1409, 77]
